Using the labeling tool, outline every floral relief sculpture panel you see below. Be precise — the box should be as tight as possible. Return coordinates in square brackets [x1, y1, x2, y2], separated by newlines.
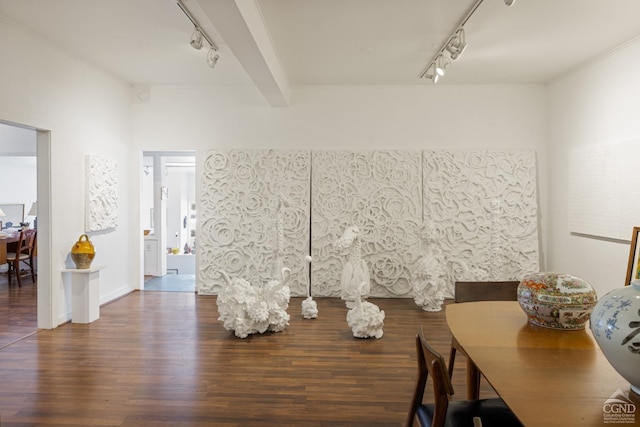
[311, 150, 423, 298]
[85, 155, 118, 232]
[423, 149, 539, 283]
[198, 149, 310, 296]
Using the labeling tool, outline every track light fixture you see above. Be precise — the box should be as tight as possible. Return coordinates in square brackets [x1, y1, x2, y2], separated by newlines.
[505, 0, 516, 5]
[190, 28, 204, 50]
[177, 0, 220, 69]
[435, 55, 450, 76]
[419, 0, 485, 82]
[207, 47, 220, 68]
[445, 29, 467, 61]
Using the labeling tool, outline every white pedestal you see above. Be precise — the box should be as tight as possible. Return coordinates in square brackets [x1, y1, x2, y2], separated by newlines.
[62, 266, 105, 324]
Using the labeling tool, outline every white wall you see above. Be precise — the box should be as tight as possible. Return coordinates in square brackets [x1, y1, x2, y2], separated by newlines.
[132, 84, 550, 269]
[0, 157, 37, 220]
[547, 39, 640, 297]
[0, 18, 137, 327]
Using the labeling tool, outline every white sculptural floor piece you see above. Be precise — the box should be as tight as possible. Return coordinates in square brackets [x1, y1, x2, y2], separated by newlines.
[347, 282, 385, 339]
[412, 221, 448, 312]
[334, 225, 370, 308]
[301, 297, 318, 319]
[216, 268, 291, 338]
[301, 255, 318, 319]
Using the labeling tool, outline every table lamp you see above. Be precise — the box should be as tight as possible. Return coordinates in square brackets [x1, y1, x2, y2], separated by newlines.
[28, 202, 37, 229]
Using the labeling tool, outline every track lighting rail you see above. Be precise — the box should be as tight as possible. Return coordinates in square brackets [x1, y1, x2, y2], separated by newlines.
[419, 0, 484, 80]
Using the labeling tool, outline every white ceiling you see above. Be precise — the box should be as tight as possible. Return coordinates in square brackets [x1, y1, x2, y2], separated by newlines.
[1, 0, 640, 105]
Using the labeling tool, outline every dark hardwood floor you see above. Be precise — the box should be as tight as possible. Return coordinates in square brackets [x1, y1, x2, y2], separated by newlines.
[0, 289, 497, 426]
[0, 271, 38, 350]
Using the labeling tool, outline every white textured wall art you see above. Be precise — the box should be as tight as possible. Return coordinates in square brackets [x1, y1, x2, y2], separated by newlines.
[423, 150, 539, 284]
[312, 150, 422, 298]
[85, 155, 118, 232]
[198, 149, 310, 296]
[568, 141, 640, 241]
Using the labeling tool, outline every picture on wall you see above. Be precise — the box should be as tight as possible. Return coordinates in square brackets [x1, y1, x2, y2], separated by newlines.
[625, 226, 640, 286]
[85, 155, 119, 232]
[0, 203, 24, 229]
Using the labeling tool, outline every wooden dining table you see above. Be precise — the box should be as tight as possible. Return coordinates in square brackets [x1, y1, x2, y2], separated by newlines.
[446, 301, 638, 427]
[0, 231, 19, 264]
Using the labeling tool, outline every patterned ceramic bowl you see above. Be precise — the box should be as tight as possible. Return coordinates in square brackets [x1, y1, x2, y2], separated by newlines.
[517, 272, 597, 330]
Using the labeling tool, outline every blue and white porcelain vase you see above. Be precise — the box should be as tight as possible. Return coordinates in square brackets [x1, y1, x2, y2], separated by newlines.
[590, 280, 640, 395]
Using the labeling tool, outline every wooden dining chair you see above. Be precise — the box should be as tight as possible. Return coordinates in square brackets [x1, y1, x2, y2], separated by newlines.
[447, 281, 520, 398]
[7, 229, 37, 287]
[406, 326, 522, 427]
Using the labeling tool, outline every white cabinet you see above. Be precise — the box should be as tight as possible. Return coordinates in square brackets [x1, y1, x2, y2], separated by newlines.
[144, 237, 159, 275]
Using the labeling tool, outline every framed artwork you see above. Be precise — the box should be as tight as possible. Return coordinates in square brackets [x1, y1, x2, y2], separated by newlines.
[0, 203, 25, 229]
[85, 155, 118, 232]
[625, 226, 640, 286]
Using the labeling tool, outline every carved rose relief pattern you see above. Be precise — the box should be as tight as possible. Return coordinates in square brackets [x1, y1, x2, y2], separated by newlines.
[423, 149, 539, 281]
[312, 150, 422, 298]
[85, 155, 118, 232]
[198, 149, 310, 296]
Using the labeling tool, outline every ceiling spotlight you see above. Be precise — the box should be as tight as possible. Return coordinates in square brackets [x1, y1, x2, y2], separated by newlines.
[207, 48, 220, 68]
[504, 0, 516, 5]
[435, 55, 450, 76]
[190, 28, 204, 50]
[445, 29, 467, 61]
[423, 64, 438, 83]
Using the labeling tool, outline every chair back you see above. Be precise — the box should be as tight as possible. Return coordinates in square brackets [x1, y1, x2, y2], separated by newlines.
[407, 326, 455, 427]
[16, 229, 36, 256]
[454, 281, 519, 303]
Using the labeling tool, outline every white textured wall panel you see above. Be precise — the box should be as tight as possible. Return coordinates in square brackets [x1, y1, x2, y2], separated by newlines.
[568, 141, 640, 241]
[85, 155, 118, 232]
[198, 149, 310, 295]
[423, 149, 539, 282]
[311, 150, 422, 297]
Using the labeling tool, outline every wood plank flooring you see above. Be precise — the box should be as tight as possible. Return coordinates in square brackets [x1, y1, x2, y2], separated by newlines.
[0, 291, 497, 426]
[0, 273, 38, 350]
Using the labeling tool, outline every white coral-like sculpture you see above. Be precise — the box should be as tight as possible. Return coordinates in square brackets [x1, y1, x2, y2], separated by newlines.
[216, 268, 291, 338]
[347, 282, 385, 339]
[334, 225, 370, 308]
[302, 297, 318, 319]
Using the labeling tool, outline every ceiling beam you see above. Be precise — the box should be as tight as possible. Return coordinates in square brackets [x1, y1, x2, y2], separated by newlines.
[197, 0, 289, 107]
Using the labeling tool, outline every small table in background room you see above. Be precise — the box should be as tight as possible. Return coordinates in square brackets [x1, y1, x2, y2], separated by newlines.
[0, 232, 19, 264]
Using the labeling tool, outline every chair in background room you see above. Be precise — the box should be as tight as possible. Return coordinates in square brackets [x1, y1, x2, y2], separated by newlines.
[406, 326, 522, 427]
[447, 281, 520, 398]
[6, 229, 37, 287]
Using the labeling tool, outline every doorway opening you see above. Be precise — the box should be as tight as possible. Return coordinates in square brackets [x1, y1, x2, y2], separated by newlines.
[0, 119, 52, 343]
[142, 151, 196, 292]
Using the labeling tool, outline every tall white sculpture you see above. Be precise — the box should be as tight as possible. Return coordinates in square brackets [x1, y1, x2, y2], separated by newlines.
[272, 194, 290, 280]
[412, 221, 448, 311]
[301, 255, 318, 319]
[346, 281, 385, 339]
[334, 225, 370, 308]
[216, 267, 291, 338]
